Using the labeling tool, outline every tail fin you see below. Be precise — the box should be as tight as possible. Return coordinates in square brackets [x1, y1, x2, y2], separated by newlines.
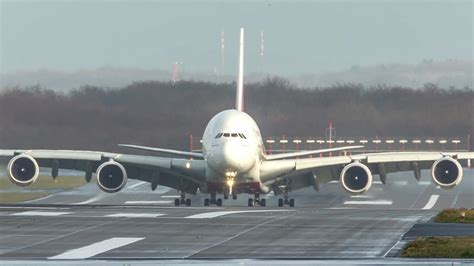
[235, 28, 244, 111]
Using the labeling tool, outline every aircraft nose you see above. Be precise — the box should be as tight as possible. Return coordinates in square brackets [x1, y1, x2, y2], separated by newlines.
[220, 141, 255, 172]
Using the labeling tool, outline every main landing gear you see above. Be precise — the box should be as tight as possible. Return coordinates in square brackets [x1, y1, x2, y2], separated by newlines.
[248, 193, 266, 207]
[278, 186, 295, 207]
[174, 191, 191, 206]
[204, 192, 223, 206]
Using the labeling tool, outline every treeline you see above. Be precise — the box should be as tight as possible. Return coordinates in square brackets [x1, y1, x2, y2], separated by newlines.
[0, 79, 472, 152]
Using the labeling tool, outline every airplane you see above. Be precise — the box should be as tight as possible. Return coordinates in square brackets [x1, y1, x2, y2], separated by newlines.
[1, 28, 473, 207]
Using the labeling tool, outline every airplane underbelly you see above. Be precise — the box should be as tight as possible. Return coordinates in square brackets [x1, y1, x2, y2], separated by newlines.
[206, 181, 262, 194]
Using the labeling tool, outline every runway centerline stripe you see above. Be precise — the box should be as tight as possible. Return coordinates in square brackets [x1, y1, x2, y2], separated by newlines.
[49, 237, 144, 259]
[11, 211, 72, 216]
[343, 200, 393, 205]
[185, 210, 293, 219]
[125, 200, 172, 204]
[105, 213, 165, 218]
[422, 194, 440, 210]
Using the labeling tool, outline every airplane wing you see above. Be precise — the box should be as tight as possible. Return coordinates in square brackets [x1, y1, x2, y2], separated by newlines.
[118, 144, 204, 159]
[0, 149, 206, 194]
[263, 145, 363, 160]
[260, 151, 474, 195]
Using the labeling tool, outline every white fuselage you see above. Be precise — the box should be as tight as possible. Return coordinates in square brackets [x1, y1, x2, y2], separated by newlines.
[202, 109, 265, 193]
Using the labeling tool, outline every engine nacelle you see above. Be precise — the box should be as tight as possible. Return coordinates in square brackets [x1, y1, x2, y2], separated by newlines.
[431, 157, 463, 189]
[340, 162, 372, 194]
[7, 154, 40, 186]
[96, 160, 128, 193]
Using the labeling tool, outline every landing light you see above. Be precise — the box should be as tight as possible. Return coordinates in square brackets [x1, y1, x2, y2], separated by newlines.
[225, 171, 237, 177]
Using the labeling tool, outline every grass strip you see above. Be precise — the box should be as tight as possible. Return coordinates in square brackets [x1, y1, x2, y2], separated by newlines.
[0, 192, 51, 203]
[435, 209, 474, 224]
[0, 175, 87, 190]
[402, 236, 474, 258]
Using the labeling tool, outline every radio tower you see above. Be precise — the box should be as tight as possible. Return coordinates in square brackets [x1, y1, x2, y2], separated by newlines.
[260, 30, 264, 72]
[220, 30, 225, 74]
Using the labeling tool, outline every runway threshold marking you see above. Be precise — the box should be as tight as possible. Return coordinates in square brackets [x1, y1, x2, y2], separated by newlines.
[125, 200, 172, 204]
[49, 237, 144, 259]
[185, 210, 293, 219]
[422, 194, 440, 210]
[105, 213, 165, 218]
[343, 200, 393, 205]
[10, 211, 72, 216]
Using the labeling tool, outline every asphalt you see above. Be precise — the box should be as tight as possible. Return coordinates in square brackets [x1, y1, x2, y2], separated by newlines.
[0, 168, 472, 264]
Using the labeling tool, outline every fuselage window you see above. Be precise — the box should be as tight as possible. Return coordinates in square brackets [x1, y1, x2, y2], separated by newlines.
[223, 133, 230, 137]
[241, 134, 247, 139]
[231, 133, 238, 137]
[215, 133, 223, 138]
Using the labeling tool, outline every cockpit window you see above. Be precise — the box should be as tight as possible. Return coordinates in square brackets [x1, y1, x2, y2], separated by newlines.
[231, 133, 238, 137]
[215, 133, 223, 138]
[240, 133, 247, 139]
[223, 133, 230, 137]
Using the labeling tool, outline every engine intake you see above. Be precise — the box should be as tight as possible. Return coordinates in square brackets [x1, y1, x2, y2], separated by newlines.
[431, 157, 463, 189]
[340, 162, 372, 194]
[96, 160, 128, 193]
[7, 154, 40, 186]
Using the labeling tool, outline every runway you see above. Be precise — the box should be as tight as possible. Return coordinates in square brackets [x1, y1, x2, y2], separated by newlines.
[0, 169, 473, 263]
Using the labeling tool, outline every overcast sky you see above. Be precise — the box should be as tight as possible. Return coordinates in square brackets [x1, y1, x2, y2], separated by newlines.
[1, 0, 472, 75]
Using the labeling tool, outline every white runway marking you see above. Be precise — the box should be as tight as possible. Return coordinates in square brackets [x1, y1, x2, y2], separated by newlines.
[161, 195, 181, 198]
[393, 181, 408, 186]
[418, 181, 431, 185]
[350, 195, 372, 198]
[373, 181, 383, 185]
[128, 181, 147, 189]
[74, 195, 104, 205]
[328, 180, 339, 184]
[22, 194, 55, 203]
[105, 213, 165, 218]
[11, 211, 72, 216]
[185, 210, 293, 219]
[49, 237, 144, 259]
[343, 200, 393, 205]
[422, 194, 440, 210]
[125, 200, 172, 204]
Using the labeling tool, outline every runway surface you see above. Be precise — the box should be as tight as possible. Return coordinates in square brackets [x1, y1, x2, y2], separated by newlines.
[0, 169, 473, 263]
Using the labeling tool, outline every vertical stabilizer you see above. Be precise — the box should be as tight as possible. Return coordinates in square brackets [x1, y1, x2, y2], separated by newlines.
[236, 28, 244, 111]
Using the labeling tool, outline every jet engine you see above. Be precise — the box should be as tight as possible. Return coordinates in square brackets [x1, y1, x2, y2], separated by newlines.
[7, 154, 40, 186]
[96, 160, 128, 193]
[340, 162, 372, 194]
[431, 157, 463, 189]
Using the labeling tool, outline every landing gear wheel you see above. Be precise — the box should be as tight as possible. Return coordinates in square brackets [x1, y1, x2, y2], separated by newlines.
[175, 198, 180, 206]
[232, 193, 237, 200]
[278, 198, 284, 207]
[260, 198, 266, 207]
[204, 198, 210, 206]
[185, 198, 191, 206]
[224, 193, 229, 200]
[248, 198, 254, 207]
[210, 192, 217, 205]
[216, 198, 223, 206]
[289, 198, 295, 207]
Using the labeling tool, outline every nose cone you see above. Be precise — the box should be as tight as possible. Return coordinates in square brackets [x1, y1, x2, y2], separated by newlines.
[211, 141, 255, 174]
